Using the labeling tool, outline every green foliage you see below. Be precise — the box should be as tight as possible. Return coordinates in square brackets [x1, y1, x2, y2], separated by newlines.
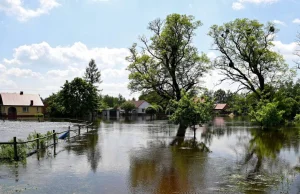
[60, 77, 99, 118]
[294, 114, 300, 123]
[84, 59, 102, 85]
[145, 104, 162, 115]
[168, 91, 214, 127]
[44, 92, 66, 117]
[209, 18, 294, 99]
[0, 139, 26, 161]
[99, 94, 126, 108]
[127, 13, 210, 101]
[34, 113, 44, 118]
[139, 91, 168, 109]
[120, 101, 136, 114]
[250, 101, 285, 127]
[27, 131, 53, 150]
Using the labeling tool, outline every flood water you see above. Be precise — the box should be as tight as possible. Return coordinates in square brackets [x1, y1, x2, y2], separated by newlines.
[0, 117, 300, 194]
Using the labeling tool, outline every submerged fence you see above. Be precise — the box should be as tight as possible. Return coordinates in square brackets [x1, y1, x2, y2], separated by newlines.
[0, 121, 94, 161]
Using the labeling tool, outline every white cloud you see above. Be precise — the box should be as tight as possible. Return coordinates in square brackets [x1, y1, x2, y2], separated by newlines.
[273, 20, 286, 26]
[1, 42, 132, 98]
[292, 18, 300, 24]
[232, 2, 245, 10]
[232, 0, 279, 10]
[273, 41, 299, 62]
[6, 68, 43, 78]
[0, 0, 60, 22]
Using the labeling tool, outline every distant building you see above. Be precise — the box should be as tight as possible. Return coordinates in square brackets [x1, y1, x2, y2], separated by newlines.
[214, 104, 228, 114]
[0, 92, 44, 119]
[130, 100, 151, 115]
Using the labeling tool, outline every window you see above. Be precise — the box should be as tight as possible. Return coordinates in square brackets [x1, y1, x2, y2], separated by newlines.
[23, 107, 29, 113]
[142, 108, 145, 113]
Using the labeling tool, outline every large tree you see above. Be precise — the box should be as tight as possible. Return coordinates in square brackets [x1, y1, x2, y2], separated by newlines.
[127, 13, 210, 102]
[126, 14, 210, 137]
[60, 77, 99, 118]
[84, 59, 102, 85]
[208, 19, 293, 99]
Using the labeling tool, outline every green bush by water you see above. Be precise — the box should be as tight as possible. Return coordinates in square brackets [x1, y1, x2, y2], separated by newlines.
[0, 139, 27, 161]
[0, 131, 53, 162]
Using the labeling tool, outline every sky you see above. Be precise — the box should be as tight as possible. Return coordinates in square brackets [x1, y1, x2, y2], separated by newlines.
[0, 0, 299, 99]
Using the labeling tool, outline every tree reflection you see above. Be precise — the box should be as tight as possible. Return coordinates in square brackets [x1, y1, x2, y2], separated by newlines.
[129, 139, 209, 193]
[65, 130, 101, 173]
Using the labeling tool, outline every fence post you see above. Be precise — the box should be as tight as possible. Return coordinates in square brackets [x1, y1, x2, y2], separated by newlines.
[68, 126, 70, 141]
[36, 134, 40, 150]
[78, 126, 81, 135]
[13, 137, 18, 161]
[53, 130, 56, 155]
[87, 125, 88, 133]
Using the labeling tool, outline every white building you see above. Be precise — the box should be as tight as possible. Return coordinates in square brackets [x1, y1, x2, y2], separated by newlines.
[131, 100, 151, 115]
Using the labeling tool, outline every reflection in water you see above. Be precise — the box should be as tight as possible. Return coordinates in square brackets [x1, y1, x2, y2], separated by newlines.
[129, 139, 209, 193]
[65, 130, 101, 173]
[0, 117, 300, 193]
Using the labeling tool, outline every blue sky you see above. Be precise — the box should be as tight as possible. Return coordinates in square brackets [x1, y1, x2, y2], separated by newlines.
[0, 0, 299, 98]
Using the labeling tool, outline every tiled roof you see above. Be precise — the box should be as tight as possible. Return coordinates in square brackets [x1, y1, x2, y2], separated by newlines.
[0, 93, 44, 106]
[130, 100, 146, 108]
[214, 104, 227, 110]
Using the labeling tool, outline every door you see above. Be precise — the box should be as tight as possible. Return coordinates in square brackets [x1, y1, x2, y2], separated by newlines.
[8, 107, 17, 120]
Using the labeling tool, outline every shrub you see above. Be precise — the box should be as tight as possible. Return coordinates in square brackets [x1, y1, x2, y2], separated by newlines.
[294, 114, 300, 123]
[250, 101, 285, 127]
[0, 139, 27, 161]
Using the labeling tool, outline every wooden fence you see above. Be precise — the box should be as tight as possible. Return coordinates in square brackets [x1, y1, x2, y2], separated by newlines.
[0, 121, 94, 161]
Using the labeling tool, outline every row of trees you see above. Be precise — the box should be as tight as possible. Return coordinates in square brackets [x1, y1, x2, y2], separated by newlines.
[44, 60, 129, 119]
[126, 13, 300, 136]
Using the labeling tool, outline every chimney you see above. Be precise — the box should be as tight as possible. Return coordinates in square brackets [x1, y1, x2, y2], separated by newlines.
[30, 100, 33, 106]
[20, 91, 23, 95]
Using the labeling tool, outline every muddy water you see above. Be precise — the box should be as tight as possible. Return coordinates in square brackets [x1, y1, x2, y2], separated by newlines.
[0, 117, 299, 194]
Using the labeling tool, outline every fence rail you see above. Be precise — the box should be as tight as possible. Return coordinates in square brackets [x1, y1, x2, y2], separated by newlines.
[0, 119, 95, 161]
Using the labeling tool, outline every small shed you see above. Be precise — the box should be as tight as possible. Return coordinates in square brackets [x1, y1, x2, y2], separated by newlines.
[214, 104, 228, 114]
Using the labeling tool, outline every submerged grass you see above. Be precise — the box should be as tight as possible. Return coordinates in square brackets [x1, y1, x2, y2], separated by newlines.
[0, 131, 53, 162]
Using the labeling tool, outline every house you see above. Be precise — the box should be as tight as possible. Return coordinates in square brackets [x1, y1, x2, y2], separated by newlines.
[130, 100, 151, 115]
[214, 104, 228, 114]
[102, 108, 120, 119]
[0, 92, 44, 119]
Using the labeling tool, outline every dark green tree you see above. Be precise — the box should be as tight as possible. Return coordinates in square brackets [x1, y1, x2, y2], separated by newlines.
[60, 77, 99, 118]
[84, 59, 102, 85]
[127, 13, 211, 137]
[208, 19, 294, 99]
[214, 89, 227, 103]
[44, 92, 65, 117]
[120, 101, 136, 115]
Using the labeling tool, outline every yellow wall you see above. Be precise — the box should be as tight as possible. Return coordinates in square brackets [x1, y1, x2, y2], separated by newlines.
[1, 106, 43, 116]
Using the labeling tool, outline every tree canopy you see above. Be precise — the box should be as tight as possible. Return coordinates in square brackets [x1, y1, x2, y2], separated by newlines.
[127, 13, 211, 102]
[60, 77, 99, 118]
[208, 18, 294, 99]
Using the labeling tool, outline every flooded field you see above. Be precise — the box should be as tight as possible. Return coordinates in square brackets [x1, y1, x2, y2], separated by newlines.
[0, 117, 300, 193]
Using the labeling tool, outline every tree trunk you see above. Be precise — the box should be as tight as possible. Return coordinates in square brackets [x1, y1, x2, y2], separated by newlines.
[176, 123, 187, 137]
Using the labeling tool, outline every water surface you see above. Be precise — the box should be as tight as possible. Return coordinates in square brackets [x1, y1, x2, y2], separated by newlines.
[0, 117, 299, 193]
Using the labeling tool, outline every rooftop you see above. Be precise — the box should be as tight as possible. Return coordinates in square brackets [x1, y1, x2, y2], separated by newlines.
[0, 92, 44, 106]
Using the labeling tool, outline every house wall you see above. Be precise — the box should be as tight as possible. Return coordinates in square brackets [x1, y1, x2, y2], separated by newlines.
[1, 106, 43, 116]
[137, 101, 150, 114]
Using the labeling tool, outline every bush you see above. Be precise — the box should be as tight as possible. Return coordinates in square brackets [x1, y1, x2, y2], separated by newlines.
[294, 114, 300, 123]
[0, 139, 27, 161]
[120, 101, 136, 114]
[250, 101, 285, 127]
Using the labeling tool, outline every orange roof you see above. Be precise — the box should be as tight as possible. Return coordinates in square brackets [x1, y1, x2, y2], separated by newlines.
[0, 93, 44, 106]
[129, 100, 146, 108]
[214, 104, 227, 110]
